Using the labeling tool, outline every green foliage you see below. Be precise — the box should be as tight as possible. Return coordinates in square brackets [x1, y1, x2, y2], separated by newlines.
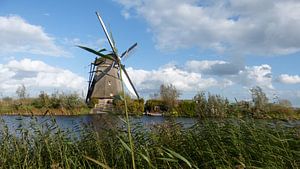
[87, 98, 99, 108]
[193, 92, 230, 118]
[144, 99, 167, 113]
[113, 94, 144, 115]
[31, 91, 85, 110]
[160, 84, 181, 111]
[0, 118, 299, 168]
[228, 101, 252, 118]
[176, 100, 196, 117]
[250, 86, 269, 117]
[268, 103, 299, 119]
[0, 91, 88, 115]
[206, 93, 229, 118]
[31, 91, 50, 109]
[194, 91, 207, 118]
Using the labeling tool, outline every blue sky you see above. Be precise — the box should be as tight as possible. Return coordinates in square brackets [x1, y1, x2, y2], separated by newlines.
[0, 0, 300, 106]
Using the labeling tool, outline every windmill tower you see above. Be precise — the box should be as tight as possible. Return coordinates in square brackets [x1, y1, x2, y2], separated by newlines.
[79, 12, 139, 112]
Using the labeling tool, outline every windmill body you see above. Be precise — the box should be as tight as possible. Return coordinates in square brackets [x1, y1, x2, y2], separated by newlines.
[91, 59, 121, 99]
[79, 12, 139, 113]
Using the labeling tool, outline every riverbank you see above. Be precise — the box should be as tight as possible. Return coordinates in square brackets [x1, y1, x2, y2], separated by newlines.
[0, 107, 91, 116]
[1, 94, 299, 120]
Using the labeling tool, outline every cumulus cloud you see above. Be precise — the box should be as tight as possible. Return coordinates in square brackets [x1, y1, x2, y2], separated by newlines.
[277, 74, 300, 84]
[126, 64, 221, 94]
[185, 60, 227, 73]
[185, 60, 243, 75]
[0, 15, 67, 57]
[116, 0, 300, 56]
[124, 60, 279, 97]
[236, 64, 274, 89]
[0, 58, 86, 96]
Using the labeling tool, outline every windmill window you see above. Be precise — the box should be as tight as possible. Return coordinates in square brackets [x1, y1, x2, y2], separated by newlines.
[108, 81, 111, 86]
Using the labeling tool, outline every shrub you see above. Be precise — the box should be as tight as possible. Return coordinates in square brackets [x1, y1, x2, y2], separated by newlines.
[176, 100, 196, 117]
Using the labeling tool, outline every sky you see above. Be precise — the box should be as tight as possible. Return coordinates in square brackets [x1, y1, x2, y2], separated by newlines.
[0, 0, 300, 106]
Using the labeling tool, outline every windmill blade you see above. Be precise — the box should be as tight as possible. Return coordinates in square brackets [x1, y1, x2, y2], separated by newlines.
[109, 30, 118, 54]
[120, 42, 137, 59]
[77, 45, 115, 61]
[98, 48, 106, 53]
[86, 62, 116, 103]
[88, 62, 95, 89]
[95, 12, 118, 58]
[121, 66, 139, 99]
[94, 61, 116, 82]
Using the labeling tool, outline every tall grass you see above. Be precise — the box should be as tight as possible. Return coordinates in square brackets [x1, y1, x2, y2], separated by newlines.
[0, 116, 299, 168]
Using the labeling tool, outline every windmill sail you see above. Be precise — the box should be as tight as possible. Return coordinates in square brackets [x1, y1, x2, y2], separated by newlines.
[120, 43, 137, 59]
[121, 69, 138, 98]
[95, 12, 118, 57]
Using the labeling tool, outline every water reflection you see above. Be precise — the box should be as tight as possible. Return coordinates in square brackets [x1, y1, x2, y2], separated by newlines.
[0, 115, 299, 136]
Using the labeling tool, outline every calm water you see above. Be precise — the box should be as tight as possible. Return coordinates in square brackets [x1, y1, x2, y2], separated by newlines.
[0, 114, 299, 136]
[0, 114, 198, 136]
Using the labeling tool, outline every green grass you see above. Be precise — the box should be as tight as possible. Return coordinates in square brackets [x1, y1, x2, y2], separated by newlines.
[0, 117, 299, 168]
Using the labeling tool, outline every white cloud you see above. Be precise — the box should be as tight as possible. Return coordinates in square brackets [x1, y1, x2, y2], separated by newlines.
[116, 0, 300, 56]
[0, 15, 67, 57]
[185, 60, 243, 75]
[126, 64, 220, 94]
[185, 60, 227, 73]
[124, 60, 279, 97]
[278, 74, 300, 84]
[125, 61, 241, 96]
[237, 64, 273, 89]
[0, 58, 86, 96]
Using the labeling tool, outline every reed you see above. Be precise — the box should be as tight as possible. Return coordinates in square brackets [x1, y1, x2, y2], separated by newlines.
[0, 117, 299, 168]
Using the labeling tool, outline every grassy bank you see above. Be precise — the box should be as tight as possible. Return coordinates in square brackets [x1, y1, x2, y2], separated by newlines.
[0, 92, 90, 115]
[0, 117, 299, 168]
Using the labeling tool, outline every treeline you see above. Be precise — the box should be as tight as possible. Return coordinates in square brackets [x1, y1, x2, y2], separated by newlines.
[0, 86, 88, 115]
[1, 84, 300, 119]
[142, 85, 300, 119]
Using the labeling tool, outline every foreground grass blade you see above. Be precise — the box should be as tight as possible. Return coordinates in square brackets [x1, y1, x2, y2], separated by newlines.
[118, 137, 132, 153]
[83, 155, 111, 169]
[165, 148, 192, 168]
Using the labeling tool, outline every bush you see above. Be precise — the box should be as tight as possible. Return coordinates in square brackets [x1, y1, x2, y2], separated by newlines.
[176, 100, 196, 117]
[113, 95, 144, 115]
[268, 104, 296, 119]
[144, 99, 168, 113]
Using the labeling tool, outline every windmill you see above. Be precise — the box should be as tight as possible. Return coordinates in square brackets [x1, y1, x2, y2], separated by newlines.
[78, 12, 139, 110]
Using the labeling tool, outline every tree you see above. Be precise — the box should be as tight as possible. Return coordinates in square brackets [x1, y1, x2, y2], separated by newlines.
[32, 91, 50, 109]
[206, 93, 229, 118]
[250, 86, 269, 116]
[194, 91, 207, 118]
[16, 84, 28, 99]
[160, 84, 180, 111]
